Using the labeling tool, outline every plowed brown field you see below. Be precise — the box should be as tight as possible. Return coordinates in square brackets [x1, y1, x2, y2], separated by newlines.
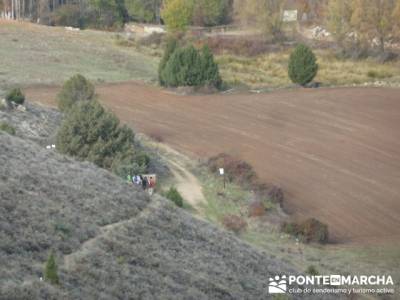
[26, 83, 400, 244]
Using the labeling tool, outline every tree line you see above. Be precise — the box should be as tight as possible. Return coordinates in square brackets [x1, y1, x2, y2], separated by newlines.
[0, 0, 318, 29]
[0, 0, 233, 28]
[234, 0, 400, 54]
[2, 0, 400, 54]
[326, 0, 400, 54]
[0, 0, 158, 28]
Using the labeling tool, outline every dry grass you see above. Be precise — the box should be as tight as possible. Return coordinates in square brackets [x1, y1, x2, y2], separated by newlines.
[217, 49, 400, 89]
[113, 34, 164, 58]
[3, 20, 399, 91]
[0, 20, 158, 88]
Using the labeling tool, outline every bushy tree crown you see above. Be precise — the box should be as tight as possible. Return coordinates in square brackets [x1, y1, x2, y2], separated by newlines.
[159, 44, 221, 88]
[57, 74, 95, 112]
[288, 44, 318, 86]
[44, 252, 59, 285]
[56, 100, 147, 176]
[6, 88, 25, 105]
[165, 187, 184, 207]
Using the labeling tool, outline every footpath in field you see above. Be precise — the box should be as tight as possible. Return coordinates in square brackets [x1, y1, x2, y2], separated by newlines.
[168, 159, 206, 212]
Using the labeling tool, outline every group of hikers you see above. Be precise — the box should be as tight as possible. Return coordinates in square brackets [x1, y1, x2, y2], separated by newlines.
[127, 174, 156, 195]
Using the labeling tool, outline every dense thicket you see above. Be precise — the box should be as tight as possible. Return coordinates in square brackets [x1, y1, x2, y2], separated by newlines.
[159, 44, 222, 88]
[282, 218, 329, 244]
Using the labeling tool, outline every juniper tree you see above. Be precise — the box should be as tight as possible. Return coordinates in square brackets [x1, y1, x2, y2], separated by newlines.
[288, 44, 318, 86]
[6, 88, 25, 105]
[44, 251, 59, 285]
[160, 44, 221, 88]
[57, 74, 95, 112]
[200, 45, 222, 88]
[56, 100, 148, 177]
[158, 38, 178, 86]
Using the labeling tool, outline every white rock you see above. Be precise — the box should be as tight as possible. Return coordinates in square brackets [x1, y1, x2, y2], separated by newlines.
[16, 105, 26, 112]
[65, 26, 80, 31]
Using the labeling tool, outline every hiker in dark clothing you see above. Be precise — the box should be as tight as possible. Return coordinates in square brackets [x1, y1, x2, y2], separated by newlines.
[141, 175, 147, 190]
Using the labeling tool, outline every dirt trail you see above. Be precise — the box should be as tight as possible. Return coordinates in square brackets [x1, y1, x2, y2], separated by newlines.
[168, 159, 206, 211]
[138, 135, 206, 212]
[26, 83, 400, 244]
[64, 199, 162, 270]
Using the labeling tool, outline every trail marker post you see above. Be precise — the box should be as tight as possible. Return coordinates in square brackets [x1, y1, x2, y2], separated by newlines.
[219, 168, 225, 189]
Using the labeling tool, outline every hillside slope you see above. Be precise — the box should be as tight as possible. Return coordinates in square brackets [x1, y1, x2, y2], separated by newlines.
[0, 131, 315, 299]
[0, 102, 61, 144]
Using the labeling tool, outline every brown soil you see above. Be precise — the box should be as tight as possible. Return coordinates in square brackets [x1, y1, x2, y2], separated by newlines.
[25, 82, 400, 244]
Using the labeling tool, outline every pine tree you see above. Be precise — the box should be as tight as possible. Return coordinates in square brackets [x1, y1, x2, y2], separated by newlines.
[56, 100, 147, 177]
[160, 44, 222, 88]
[44, 251, 59, 285]
[57, 74, 95, 112]
[288, 44, 318, 86]
[200, 45, 222, 88]
[161, 45, 203, 87]
[158, 38, 178, 86]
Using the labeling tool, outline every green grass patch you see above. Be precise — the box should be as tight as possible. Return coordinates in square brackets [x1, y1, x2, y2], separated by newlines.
[0, 122, 16, 135]
[198, 168, 251, 223]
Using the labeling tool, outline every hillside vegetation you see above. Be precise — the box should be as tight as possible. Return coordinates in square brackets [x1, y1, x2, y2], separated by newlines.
[0, 103, 321, 299]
